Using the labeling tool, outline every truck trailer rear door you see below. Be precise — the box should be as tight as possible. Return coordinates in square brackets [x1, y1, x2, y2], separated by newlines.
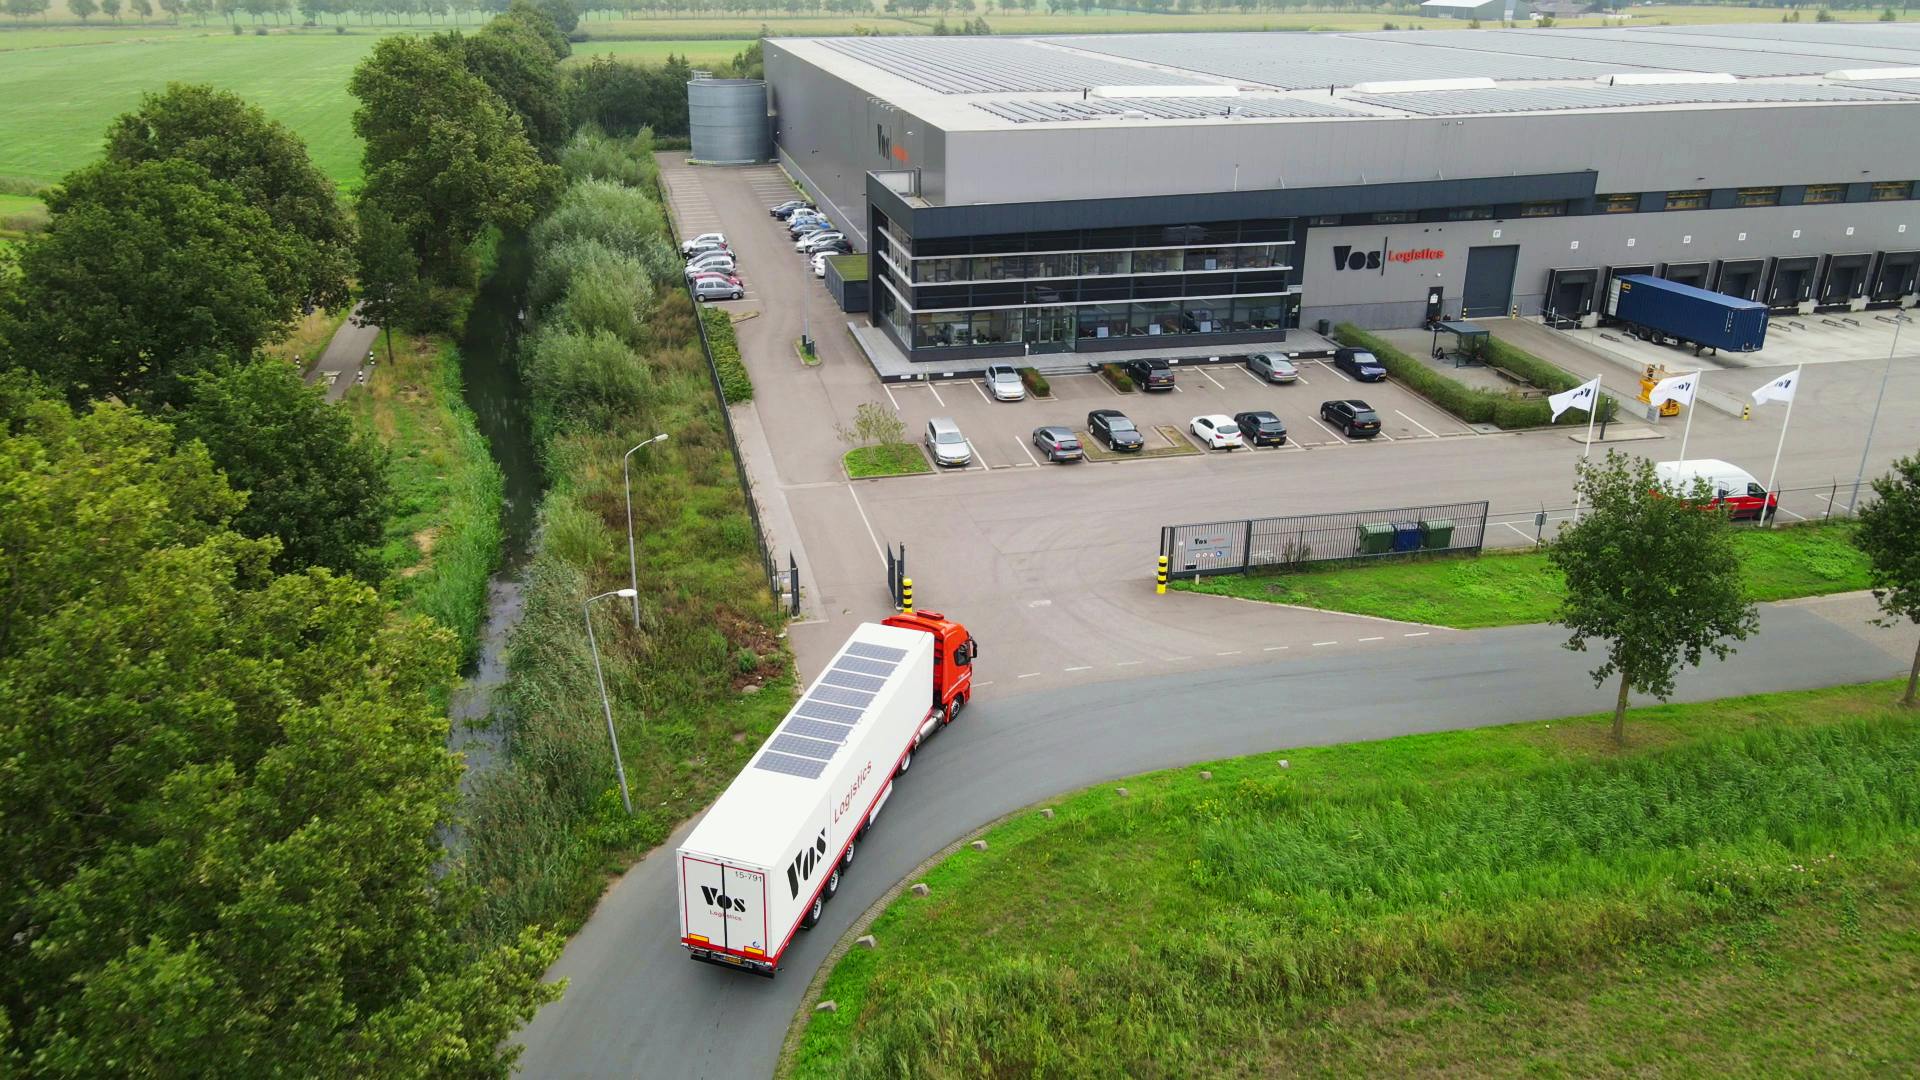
[681, 855, 771, 963]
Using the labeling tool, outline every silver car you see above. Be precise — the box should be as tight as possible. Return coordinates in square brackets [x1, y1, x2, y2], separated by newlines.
[984, 363, 1026, 402]
[1246, 352, 1298, 383]
[924, 416, 971, 467]
[691, 276, 743, 302]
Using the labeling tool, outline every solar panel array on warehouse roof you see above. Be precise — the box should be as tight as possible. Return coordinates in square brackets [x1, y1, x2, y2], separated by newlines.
[1347, 80, 1920, 118]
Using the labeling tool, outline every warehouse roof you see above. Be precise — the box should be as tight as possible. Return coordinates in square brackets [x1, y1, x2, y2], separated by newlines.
[772, 24, 1920, 131]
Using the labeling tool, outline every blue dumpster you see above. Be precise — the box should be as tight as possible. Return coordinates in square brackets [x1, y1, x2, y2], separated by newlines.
[1391, 522, 1423, 553]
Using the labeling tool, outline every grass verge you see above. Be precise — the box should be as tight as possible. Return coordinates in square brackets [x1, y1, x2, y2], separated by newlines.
[701, 305, 752, 402]
[340, 333, 504, 666]
[845, 442, 931, 478]
[1176, 520, 1870, 628]
[789, 680, 1920, 1078]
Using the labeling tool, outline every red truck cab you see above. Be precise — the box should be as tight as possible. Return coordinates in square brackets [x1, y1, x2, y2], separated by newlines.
[883, 610, 976, 723]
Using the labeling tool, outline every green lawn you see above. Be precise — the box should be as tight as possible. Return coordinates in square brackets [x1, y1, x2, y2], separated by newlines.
[844, 442, 930, 478]
[565, 38, 749, 67]
[1178, 521, 1871, 628]
[789, 679, 1920, 1078]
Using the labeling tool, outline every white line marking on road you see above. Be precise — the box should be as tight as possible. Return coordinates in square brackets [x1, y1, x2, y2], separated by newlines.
[1216, 650, 1243, 656]
[1064, 665, 1092, 672]
[1308, 416, 1344, 441]
[1173, 384, 1184, 392]
[1167, 656, 1192, 662]
[1500, 521, 1537, 543]
[1294, 372, 1312, 385]
[883, 382, 901, 411]
[1116, 660, 1144, 667]
[1378, 430, 1396, 442]
[971, 379, 992, 403]
[1358, 636, 1384, 643]
[1404, 632, 1430, 637]
[1017, 672, 1041, 679]
[1311, 640, 1338, 647]
[1321, 362, 1352, 383]
[1396, 409, 1441, 438]
[1240, 366, 1268, 385]
[1201, 368, 1227, 390]
[1779, 507, 1807, 521]
[964, 441, 988, 471]
[1263, 645, 1289, 651]
[927, 381, 946, 408]
[975, 681, 995, 688]
[847, 484, 886, 568]
[1013, 436, 1041, 467]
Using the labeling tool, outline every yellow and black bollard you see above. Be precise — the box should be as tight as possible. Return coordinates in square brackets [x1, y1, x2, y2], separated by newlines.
[1156, 555, 1168, 596]
[901, 577, 913, 614]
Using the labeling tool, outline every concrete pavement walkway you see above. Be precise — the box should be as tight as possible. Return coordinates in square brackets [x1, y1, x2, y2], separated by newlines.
[306, 301, 379, 404]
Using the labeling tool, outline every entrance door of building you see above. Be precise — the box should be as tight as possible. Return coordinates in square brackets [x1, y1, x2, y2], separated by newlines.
[1023, 306, 1075, 354]
[1820, 253, 1872, 307]
[1461, 245, 1520, 318]
[1767, 256, 1820, 309]
[1872, 251, 1920, 302]
[1715, 259, 1766, 301]
[1661, 261, 1711, 289]
[1544, 267, 1597, 325]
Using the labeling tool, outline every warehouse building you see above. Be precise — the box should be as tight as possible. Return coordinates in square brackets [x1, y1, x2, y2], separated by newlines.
[764, 25, 1920, 364]
[1419, 0, 1532, 22]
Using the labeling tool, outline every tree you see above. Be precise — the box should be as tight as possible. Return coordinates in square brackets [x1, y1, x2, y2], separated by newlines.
[1854, 454, 1920, 706]
[69, 0, 97, 17]
[350, 34, 557, 282]
[439, 17, 570, 157]
[170, 361, 393, 579]
[101, 0, 121, 19]
[0, 384, 561, 1074]
[4, 0, 52, 22]
[130, 0, 152, 18]
[1548, 451, 1759, 744]
[1, 158, 303, 405]
[351, 198, 427, 361]
[530, 0, 573, 32]
[105, 83, 355, 313]
[836, 400, 908, 449]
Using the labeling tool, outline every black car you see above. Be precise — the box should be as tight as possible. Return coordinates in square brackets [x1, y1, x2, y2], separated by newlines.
[1320, 399, 1383, 438]
[769, 200, 814, 219]
[811, 238, 853, 256]
[1125, 357, 1176, 391]
[1333, 347, 1388, 382]
[1087, 409, 1144, 451]
[1233, 410, 1288, 447]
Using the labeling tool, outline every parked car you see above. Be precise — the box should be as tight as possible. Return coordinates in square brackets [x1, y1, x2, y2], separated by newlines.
[787, 208, 827, 224]
[685, 255, 736, 279]
[1246, 352, 1298, 383]
[810, 238, 853, 256]
[769, 200, 813, 218]
[691, 275, 744, 302]
[1654, 459, 1778, 521]
[924, 416, 971, 468]
[1031, 426, 1083, 462]
[1126, 357, 1176, 391]
[984, 363, 1026, 402]
[680, 232, 726, 256]
[812, 252, 829, 278]
[1234, 410, 1288, 446]
[689, 271, 743, 290]
[683, 239, 730, 260]
[1320, 399, 1382, 438]
[797, 232, 846, 255]
[1333, 347, 1388, 382]
[1189, 414, 1243, 450]
[788, 216, 831, 237]
[1087, 409, 1144, 452]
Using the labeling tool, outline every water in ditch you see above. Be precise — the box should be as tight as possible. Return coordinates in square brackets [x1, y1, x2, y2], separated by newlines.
[447, 233, 540, 798]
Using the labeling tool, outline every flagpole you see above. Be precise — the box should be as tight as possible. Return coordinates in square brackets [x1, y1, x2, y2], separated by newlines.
[1761, 365, 1800, 528]
[1572, 373, 1601, 524]
[1677, 370, 1700, 462]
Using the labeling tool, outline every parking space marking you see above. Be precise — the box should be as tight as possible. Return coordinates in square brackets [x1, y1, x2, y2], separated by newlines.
[1319, 361, 1353, 383]
[1377, 430, 1396, 442]
[963, 441, 989, 471]
[971, 379, 992, 403]
[927, 382, 946, 408]
[846, 484, 886, 567]
[1396, 410, 1441, 438]
[1013, 436, 1041, 467]
[1294, 372, 1312, 386]
[1200, 368, 1227, 390]
[1500, 521, 1539, 544]
[1308, 416, 1345, 441]
[1779, 507, 1808, 521]
[1239, 366, 1268, 386]
[883, 383, 901, 411]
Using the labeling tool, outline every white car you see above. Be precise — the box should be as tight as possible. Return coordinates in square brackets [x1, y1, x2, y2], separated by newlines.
[686, 250, 736, 271]
[685, 256, 736, 280]
[1190, 414, 1243, 450]
[796, 231, 845, 253]
[680, 232, 727, 256]
[983, 363, 1025, 402]
[811, 252, 829, 278]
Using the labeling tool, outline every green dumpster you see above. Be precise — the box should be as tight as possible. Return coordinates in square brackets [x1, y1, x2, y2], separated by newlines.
[1357, 522, 1395, 555]
[1420, 518, 1456, 550]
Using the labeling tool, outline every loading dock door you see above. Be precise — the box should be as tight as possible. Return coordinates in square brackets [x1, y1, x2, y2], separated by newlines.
[1872, 251, 1920, 302]
[1661, 261, 1712, 289]
[1820, 253, 1873, 306]
[1767, 256, 1820, 309]
[1544, 267, 1598, 325]
[1462, 245, 1520, 318]
[1604, 264, 1655, 300]
[1715, 259, 1766, 302]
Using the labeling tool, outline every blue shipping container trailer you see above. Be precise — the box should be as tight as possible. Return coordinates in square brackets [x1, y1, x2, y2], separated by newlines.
[1603, 274, 1769, 354]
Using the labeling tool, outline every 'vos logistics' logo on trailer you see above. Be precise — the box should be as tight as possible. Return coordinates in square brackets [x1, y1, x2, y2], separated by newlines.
[700, 887, 747, 913]
[786, 828, 830, 900]
[1332, 242, 1445, 274]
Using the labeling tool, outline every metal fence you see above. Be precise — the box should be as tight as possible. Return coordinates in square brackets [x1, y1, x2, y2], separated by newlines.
[1480, 480, 1874, 549]
[660, 179, 782, 607]
[1160, 501, 1491, 579]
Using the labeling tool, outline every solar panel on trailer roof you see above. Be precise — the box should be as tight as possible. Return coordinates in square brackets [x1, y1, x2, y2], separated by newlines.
[820, 668, 888, 693]
[843, 641, 909, 662]
[752, 751, 827, 780]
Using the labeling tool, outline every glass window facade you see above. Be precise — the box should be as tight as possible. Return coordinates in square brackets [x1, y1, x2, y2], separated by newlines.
[1598, 193, 1638, 213]
[1803, 184, 1845, 204]
[1871, 181, 1914, 201]
[1664, 190, 1708, 211]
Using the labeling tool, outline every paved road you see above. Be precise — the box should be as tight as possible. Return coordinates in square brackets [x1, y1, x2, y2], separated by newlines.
[511, 591, 1910, 1079]
[305, 302, 379, 404]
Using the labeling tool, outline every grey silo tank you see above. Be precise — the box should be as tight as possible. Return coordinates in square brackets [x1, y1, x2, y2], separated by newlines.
[688, 79, 771, 164]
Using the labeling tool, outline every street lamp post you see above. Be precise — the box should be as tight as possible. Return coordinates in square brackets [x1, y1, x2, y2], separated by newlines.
[623, 433, 669, 628]
[1849, 317, 1902, 516]
[585, 588, 639, 817]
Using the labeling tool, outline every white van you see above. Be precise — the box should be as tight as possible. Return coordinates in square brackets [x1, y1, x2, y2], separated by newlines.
[1654, 459, 1777, 521]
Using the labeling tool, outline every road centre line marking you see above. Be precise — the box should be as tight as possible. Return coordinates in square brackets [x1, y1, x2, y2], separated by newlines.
[1396, 409, 1441, 438]
[1263, 645, 1289, 651]
[1201, 368, 1227, 390]
[927, 381, 945, 408]
[1311, 640, 1338, 647]
[1013, 437, 1041, 466]
[975, 681, 994, 688]
[1404, 632, 1430, 637]
[1064, 665, 1092, 672]
[846, 484, 886, 568]
[1116, 660, 1144, 667]
[1017, 672, 1041, 679]
[1216, 650, 1243, 656]
[1167, 655, 1192, 661]
[1358, 636, 1384, 642]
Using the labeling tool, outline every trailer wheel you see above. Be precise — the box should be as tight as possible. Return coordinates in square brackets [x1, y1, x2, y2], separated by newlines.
[842, 838, 857, 868]
[824, 867, 842, 899]
[801, 895, 824, 930]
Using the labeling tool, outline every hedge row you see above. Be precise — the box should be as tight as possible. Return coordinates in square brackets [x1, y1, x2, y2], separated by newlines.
[1332, 324, 1614, 430]
[1099, 362, 1135, 393]
[701, 306, 753, 403]
[1019, 366, 1051, 397]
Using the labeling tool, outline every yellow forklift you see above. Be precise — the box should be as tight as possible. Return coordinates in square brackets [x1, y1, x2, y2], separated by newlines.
[1638, 364, 1683, 417]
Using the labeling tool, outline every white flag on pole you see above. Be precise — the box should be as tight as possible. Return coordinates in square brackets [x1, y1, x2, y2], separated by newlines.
[1648, 371, 1699, 408]
[1548, 376, 1603, 422]
[1750, 370, 1799, 406]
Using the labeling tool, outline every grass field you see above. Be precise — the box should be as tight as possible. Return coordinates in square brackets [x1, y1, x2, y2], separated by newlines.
[790, 679, 1920, 1078]
[566, 38, 747, 65]
[845, 442, 931, 478]
[1177, 520, 1871, 628]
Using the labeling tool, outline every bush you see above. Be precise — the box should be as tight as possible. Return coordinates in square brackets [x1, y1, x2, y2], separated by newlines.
[1019, 367, 1050, 397]
[559, 127, 659, 188]
[521, 326, 653, 447]
[1099, 362, 1135, 393]
[701, 306, 752, 403]
[1332, 324, 1615, 430]
[550, 266, 654, 344]
[529, 178, 669, 262]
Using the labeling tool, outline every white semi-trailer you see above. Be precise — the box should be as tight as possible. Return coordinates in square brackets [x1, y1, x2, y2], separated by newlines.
[678, 612, 977, 975]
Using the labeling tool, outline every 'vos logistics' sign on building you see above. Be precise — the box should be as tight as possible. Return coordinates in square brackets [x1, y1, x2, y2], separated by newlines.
[1332, 242, 1446, 274]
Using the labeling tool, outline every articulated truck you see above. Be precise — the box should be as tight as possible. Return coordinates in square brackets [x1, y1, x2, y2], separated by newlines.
[1605, 273, 1769, 354]
[678, 611, 977, 975]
